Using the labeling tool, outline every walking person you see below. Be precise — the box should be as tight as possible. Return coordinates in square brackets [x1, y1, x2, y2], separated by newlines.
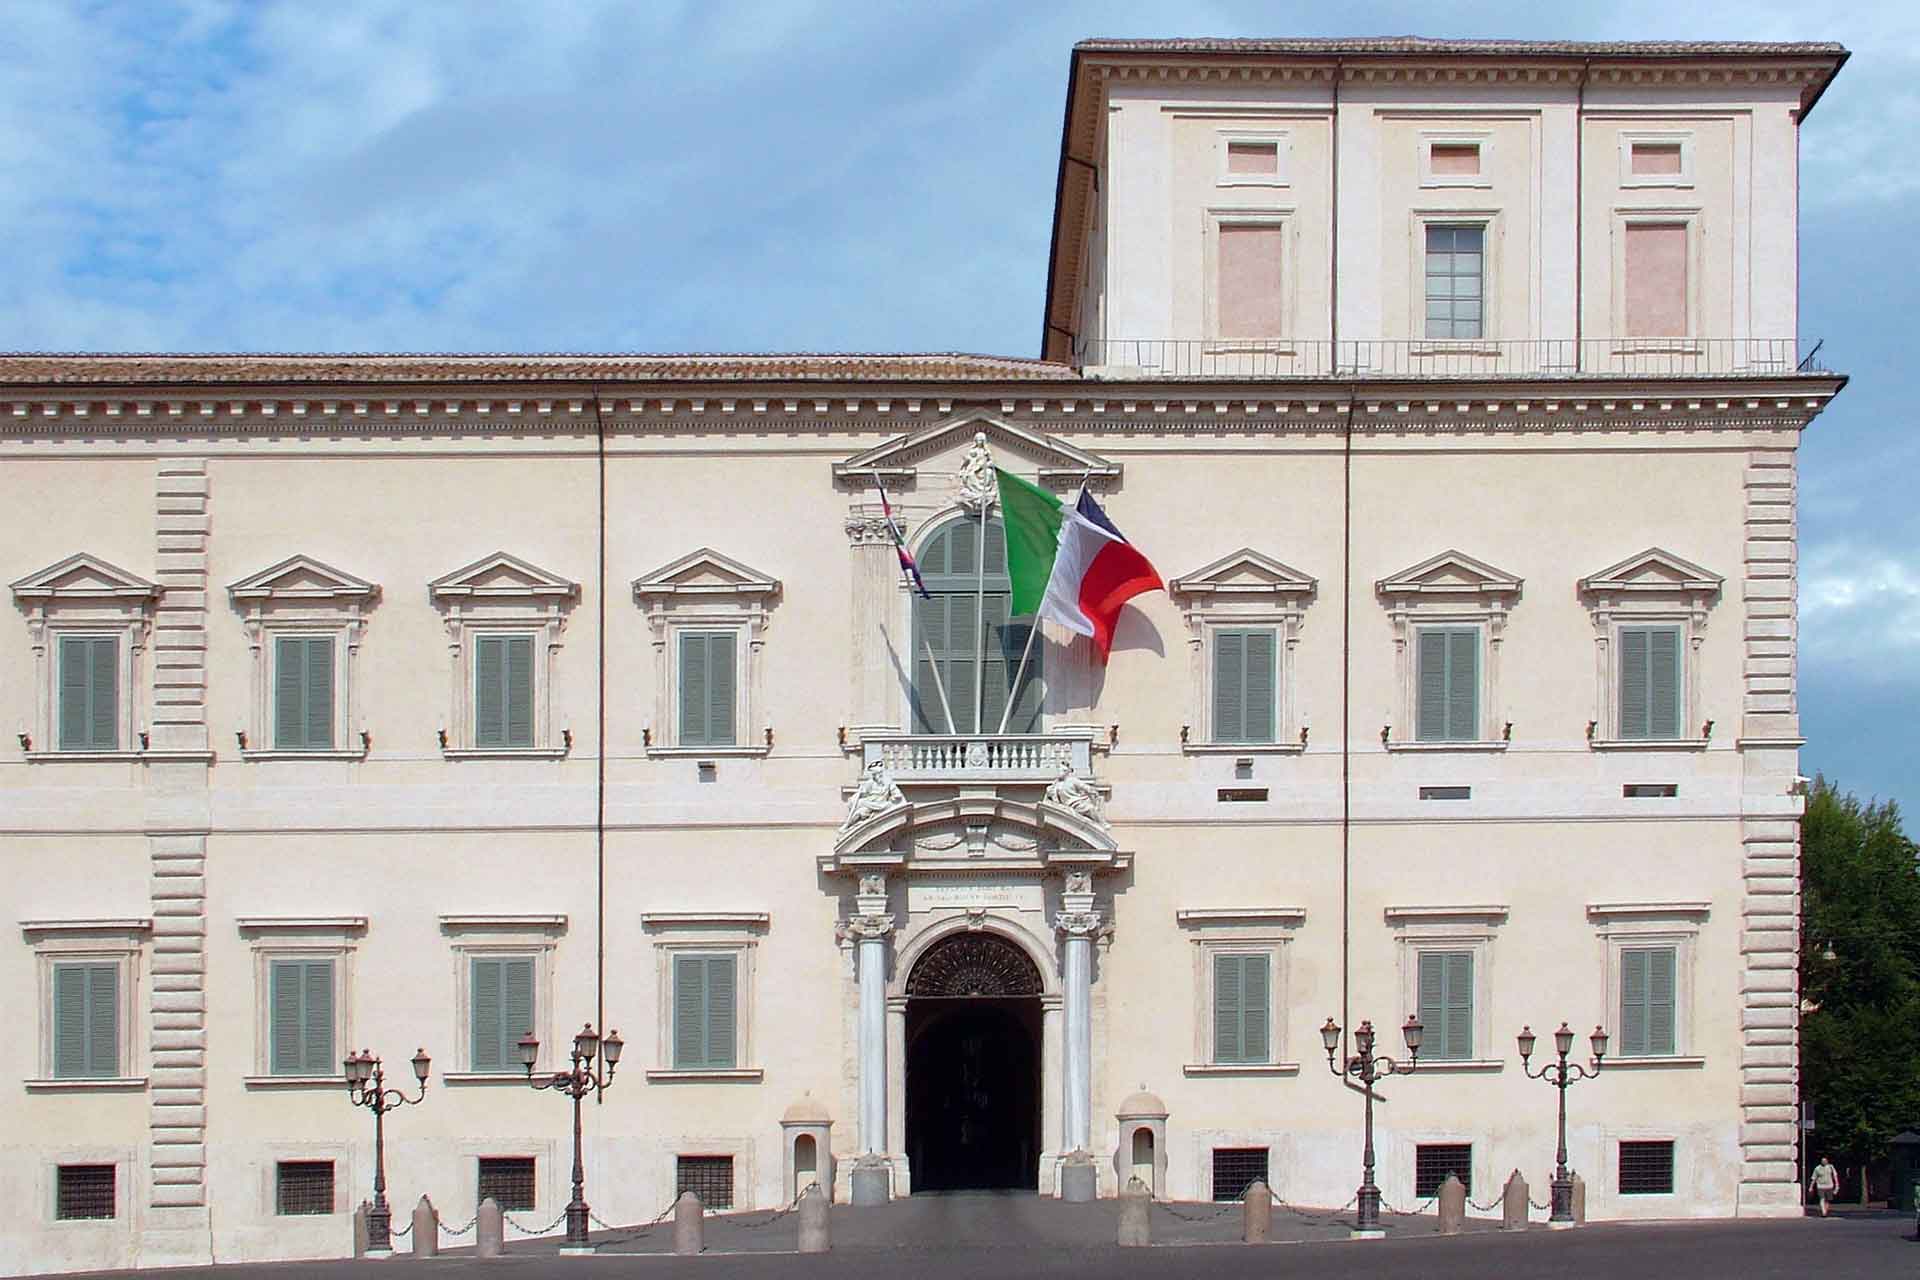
[1810, 1155, 1839, 1217]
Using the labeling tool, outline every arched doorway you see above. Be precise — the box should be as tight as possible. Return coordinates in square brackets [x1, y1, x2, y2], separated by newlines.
[904, 931, 1044, 1192]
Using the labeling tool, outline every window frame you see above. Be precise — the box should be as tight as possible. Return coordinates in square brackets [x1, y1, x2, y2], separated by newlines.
[676, 627, 742, 749]
[1617, 131, 1695, 190]
[1418, 131, 1493, 189]
[643, 913, 766, 1081]
[670, 952, 741, 1071]
[1579, 550, 1720, 750]
[905, 513, 1045, 737]
[11, 551, 160, 762]
[1615, 623, 1687, 742]
[1589, 903, 1705, 1065]
[1203, 209, 1297, 349]
[229, 555, 377, 761]
[270, 631, 343, 752]
[470, 629, 538, 751]
[1422, 222, 1488, 340]
[429, 552, 577, 758]
[1407, 213, 1499, 345]
[25, 920, 148, 1089]
[1608, 208, 1703, 350]
[1210, 626, 1279, 746]
[1215, 129, 1291, 188]
[1378, 551, 1519, 752]
[438, 914, 566, 1080]
[633, 549, 779, 756]
[1169, 550, 1316, 754]
[1414, 948, 1476, 1061]
[238, 918, 361, 1087]
[1387, 905, 1507, 1072]
[1178, 907, 1304, 1075]
[1412, 623, 1482, 743]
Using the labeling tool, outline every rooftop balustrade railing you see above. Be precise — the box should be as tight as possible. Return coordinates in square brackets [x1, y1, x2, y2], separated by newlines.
[1073, 337, 1833, 380]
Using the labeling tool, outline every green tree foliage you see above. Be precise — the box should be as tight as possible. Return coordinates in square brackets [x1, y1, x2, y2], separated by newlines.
[1800, 777, 1920, 1169]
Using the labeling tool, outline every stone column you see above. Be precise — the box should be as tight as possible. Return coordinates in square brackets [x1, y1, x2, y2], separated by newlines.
[845, 874, 895, 1204]
[1055, 874, 1103, 1201]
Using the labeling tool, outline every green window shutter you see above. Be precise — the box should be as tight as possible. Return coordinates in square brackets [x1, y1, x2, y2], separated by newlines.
[54, 962, 116, 1078]
[59, 636, 117, 751]
[1446, 629, 1478, 741]
[1419, 951, 1473, 1060]
[1648, 627, 1682, 740]
[706, 955, 737, 1069]
[302, 960, 335, 1074]
[945, 593, 979, 734]
[474, 637, 506, 748]
[1244, 631, 1276, 743]
[1646, 948, 1676, 1055]
[680, 633, 710, 746]
[305, 638, 335, 750]
[674, 955, 706, 1069]
[707, 632, 736, 746]
[504, 636, 533, 748]
[911, 595, 949, 734]
[1416, 630, 1449, 741]
[1619, 628, 1651, 739]
[275, 636, 307, 748]
[1211, 954, 1268, 1064]
[471, 958, 503, 1071]
[1213, 631, 1246, 742]
[1002, 616, 1044, 734]
[1241, 954, 1270, 1063]
[1212, 952, 1242, 1062]
[502, 958, 534, 1061]
[1620, 948, 1650, 1056]
[270, 959, 334, 1074]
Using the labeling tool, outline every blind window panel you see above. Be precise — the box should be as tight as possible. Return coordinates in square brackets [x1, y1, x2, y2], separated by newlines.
[1624, 223, 1689, 338]
[679, 632, 737, 747]
[1417, 950, 1474, 1060]
[474, 635, 536, 749]
[1620, 947, 1678, 1056]
[1424, 224, 1485, 339]
[268, 959, 335, 1076]
[53, 962, 119, 1079]
[1217, 225, 1285, 339]
[1211, 953, 1271, 1064]
[1212, 628, 1276, 743]
[274, 635, 335, 750]
[673, 954, 739, 1070]
[1416, 628, 1479, 742]
[470, 957, 535, 1072]
[58, 635, 118, 752]
[1619, 626, 1683, 740]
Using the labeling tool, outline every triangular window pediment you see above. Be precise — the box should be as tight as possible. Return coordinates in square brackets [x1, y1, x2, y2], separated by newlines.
[1376, 549, 1522, 599]
[834, 410, 1119, 490]
[429, 551, 578, 602]
[632, 548, 780, 602]
[10, 553, 160, 602]
[1579, 548, 1722, 597]
[228, 555, 378, 604]
[1170, 549, 1317, 601]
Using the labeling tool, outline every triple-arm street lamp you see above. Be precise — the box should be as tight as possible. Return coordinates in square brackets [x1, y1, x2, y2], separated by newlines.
[343, 1046, 432, 1255]
[1518, 1021, 1609, 1225]
[519, 1022, 623, 1253]
[1322, 1014, 1423, 1237]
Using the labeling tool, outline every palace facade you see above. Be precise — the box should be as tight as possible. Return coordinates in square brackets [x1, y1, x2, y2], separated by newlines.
[0, 36, 1847, 1272]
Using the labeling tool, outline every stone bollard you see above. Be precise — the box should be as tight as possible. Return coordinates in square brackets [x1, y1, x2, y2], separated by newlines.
[673, 1191, 705, 1255]
[1241, 1179, 1271, 1243]
[1059, 1151, 1097, 1203]
[353, 1201, 371, 1258]
[1571, 1172, 1587, 1225]
[850, 1155, 890, 1206]
[1436, 1174, 1466, 1235]
[412, 1196, 439, 1259]
[798, 1183, 831, 1254]
[1501, 1170, 1529, 1231]
[476, 1197, 504, 1259]
[1117, 1176, 1151, 1247]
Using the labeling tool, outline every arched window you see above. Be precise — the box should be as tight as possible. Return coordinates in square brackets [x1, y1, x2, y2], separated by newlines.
[911, 517, 1042, 734]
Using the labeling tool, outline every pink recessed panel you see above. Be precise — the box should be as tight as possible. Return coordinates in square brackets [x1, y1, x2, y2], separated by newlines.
[1624, 223, 1688, 338]
[1226, 142, 1279, 175]
[1218, 225, 1284, 338]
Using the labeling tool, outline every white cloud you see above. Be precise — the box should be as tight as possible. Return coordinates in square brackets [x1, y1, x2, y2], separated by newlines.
[1801, 542, 1920, 674]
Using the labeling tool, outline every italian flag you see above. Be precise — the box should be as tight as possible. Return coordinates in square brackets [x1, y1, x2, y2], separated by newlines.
[994, 467, 1164, 662]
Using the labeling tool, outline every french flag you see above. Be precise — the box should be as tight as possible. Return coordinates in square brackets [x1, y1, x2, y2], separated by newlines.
[1037, 490, 1164, 663]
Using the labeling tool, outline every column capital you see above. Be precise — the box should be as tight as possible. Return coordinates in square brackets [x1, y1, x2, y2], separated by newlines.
[841, 914, 896, 943]
[1054, 910, 1107, 939]
[845, 511, 897, 546]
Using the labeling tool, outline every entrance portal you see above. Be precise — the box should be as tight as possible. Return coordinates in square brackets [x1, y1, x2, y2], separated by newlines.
[903, 932, 1044, 1192]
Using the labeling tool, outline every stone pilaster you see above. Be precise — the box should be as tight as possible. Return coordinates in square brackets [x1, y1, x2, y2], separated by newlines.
[1736, 448, 1803, 1216]
[143, 459, 214, 1261]
[846, 508, 901, 737]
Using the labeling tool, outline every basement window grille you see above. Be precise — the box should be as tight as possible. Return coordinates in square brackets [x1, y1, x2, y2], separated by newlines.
[55, 1164, 116, 1220]
[1420, 785, 1471, 800]
[1210, 1147, 1270, 1202]
[677, 1155, 735, 1209]
[1618, 1140, 1675, 1195]
[1414, 1144, 1473, 1198]
[275, 1161, 335, 1216]
[1623, 783, 1678, 798]
[1217, 787, 1268, 803]
[477, 1156, 537, 1212]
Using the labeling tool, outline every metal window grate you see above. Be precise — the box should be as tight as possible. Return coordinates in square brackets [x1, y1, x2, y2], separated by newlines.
[56, 1165, 116, 1220]
[275, 1161, 335, 1216]
[1210, 1147, 1269, 1202]
[1623, 783, 1678, 798]
[1619, 1140, 1675, 1194]
[477, 1157, 537, 1212]
[676, 1155, 735, 1210]
[1420, 785, 1471, 800]
[1415, 1144, 1473, 1198]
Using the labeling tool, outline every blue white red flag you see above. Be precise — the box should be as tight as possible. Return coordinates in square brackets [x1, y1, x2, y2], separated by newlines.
[874, 478, 930, 599]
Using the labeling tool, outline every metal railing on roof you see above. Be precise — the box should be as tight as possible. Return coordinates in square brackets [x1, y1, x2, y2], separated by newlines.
[1073, 337, 1833, 380]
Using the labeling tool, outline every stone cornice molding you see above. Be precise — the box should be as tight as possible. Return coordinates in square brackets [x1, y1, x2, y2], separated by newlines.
[429, 552, 578, 604]
[833, 407, 1120, 490]
[10, 553, 161, 605]
[1579, 548, 1724, 600]
[228, 555, 379, 606]
[1376, 550, 1523, 605]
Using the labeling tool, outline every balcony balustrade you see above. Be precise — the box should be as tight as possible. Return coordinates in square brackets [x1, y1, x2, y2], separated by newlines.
[1074, 337, 1831, 380]
[862, 729, 1094, 784]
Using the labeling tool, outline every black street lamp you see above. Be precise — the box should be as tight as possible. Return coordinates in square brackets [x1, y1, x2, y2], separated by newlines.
[1518, 1021, 1608, 1225]
[343, 1046, 432, 1254]
[1322, 1014, 1423, 1237]
[521, 1022, 623, 1252]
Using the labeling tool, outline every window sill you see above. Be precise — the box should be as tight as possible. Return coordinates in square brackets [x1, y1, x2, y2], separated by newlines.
[1589, 739, 1709, 752]
[645, 746, 772, 759]
[1610, 340, 1703, 355]
[644, 1068, 764, 1083]
[1183, 742, 1304, 756]
[442, 1071, 540, 1085]
[1408, 1058, 1506, 1073]
[1419, 177, 1493, 190]
[240, 749, 368, 762]
[1202, 340, 1296, 356]
[25, 1076, 148, 1092]
[243, 1075, 345, 1089]
[1384, 740, 1508, 753]
[24, 750, 215, 764]
[440, 749, 569, 761]
[1215, 176, 1288, 189]
[1409, 341, 1502, 357]
[1183, 1062, 1301, 1077]
[1599, 1055, 1704, 1070]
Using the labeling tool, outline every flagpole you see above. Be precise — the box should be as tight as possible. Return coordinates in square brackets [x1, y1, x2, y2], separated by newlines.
[921, 639, 958, 736]
[975, 490, 989, 735]
[996, 467, 1094, 735]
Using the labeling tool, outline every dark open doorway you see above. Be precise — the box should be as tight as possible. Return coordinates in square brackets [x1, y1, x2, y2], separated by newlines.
[906, 996, 1042, 1192]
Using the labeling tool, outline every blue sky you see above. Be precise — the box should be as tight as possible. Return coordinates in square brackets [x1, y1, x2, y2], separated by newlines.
[3, 1, 1913, 816]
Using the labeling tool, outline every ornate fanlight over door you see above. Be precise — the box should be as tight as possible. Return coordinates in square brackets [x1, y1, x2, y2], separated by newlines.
[906, 931, 1044, 998]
